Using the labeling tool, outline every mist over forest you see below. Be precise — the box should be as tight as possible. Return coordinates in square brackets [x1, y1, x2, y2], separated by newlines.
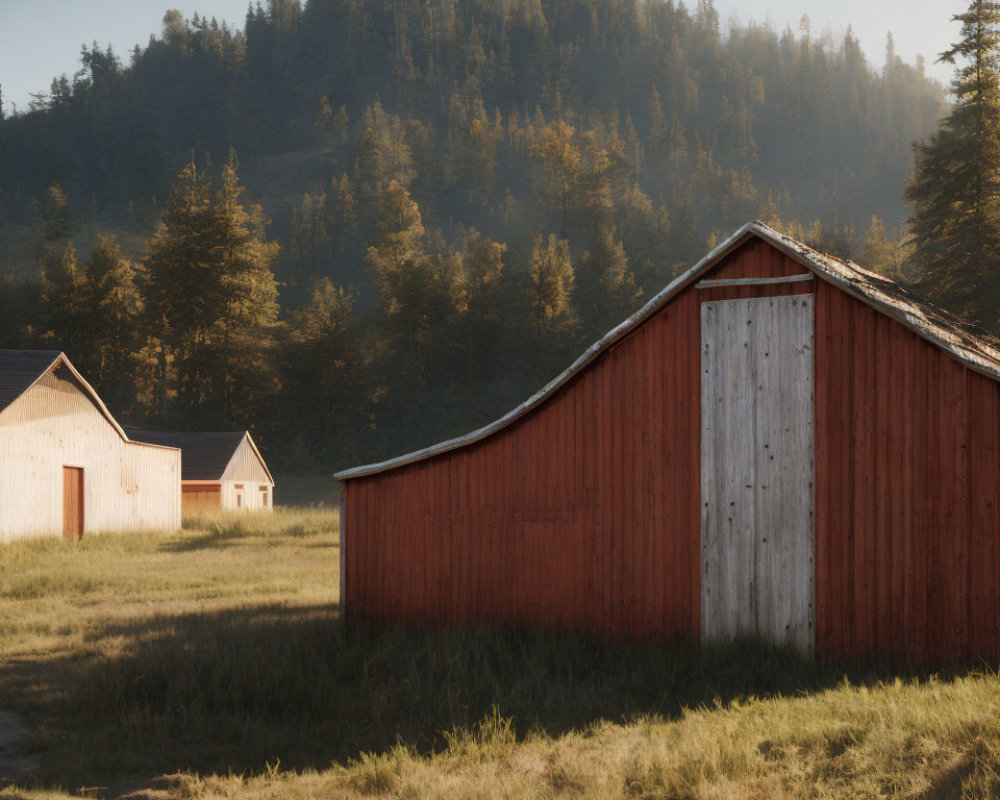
[0, 0, 948, 470]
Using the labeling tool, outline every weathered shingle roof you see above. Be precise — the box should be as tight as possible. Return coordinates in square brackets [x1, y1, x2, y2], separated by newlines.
[336, 221, 1000, 481]
[0, 350, 62, 413]
[124, 429, 250, 480]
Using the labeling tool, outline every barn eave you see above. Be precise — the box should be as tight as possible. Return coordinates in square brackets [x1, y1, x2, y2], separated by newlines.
[335, 220, 1000, 481]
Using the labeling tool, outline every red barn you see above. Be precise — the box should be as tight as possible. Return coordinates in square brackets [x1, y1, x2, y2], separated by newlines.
[336, 222, 1000, 666]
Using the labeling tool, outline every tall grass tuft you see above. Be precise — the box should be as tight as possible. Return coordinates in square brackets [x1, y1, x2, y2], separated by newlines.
[182, 507, 337, 540]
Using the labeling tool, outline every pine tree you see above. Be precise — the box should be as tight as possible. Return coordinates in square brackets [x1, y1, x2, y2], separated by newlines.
[86, 234, 144, 412]
[861, 215, 898, 277]
[529, 234, 576, 340]
[529, 120, 580, 239]
[459, 231, 508, 383]
[41, 243, 91, 363]
[365, 180, 463, 389]
[314, 95, 335, 144]
[906, 0, 1000, 327]
[528, 234, 578, 380]
[145, 161, 280, 426]
[282, 278, 365, 465]
[33, 184, 79, 261]
[579, 224, 642, 334]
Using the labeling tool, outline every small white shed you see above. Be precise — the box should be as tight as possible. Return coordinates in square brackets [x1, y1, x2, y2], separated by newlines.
[0, 350, 181, 542]
[124, 429, 274, 515]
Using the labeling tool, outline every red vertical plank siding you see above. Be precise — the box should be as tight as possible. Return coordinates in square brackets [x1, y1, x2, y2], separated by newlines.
[343, 238, 1000, 667]
[812, 279, 1000, 665]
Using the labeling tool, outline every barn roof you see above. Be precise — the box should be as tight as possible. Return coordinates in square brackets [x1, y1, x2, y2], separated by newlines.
[335, 221, 1000, 481]
[0, 349, 174, 449]
[0, 349, 63, 413]
[124, 429, 273, 483]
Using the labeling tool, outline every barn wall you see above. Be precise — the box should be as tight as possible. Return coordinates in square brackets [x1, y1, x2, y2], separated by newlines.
[0, 369, 181, 541]
[342, 239, 800, 638]
[220, 438, 273, 512]
[342, 236, 1000, 665]
[814, 280, 1000, 665]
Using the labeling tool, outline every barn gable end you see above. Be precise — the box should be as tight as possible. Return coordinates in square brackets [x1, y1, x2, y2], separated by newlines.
[337, 223, 1000, 666]
[0, 353, 181, 541]
[222, 435, 273, 485]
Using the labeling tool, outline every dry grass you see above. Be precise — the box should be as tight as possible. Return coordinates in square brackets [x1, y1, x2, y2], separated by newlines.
[1, 509, 999, 799]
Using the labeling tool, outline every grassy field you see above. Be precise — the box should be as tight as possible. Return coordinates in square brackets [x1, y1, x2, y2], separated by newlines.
[0, 509, 999, 799]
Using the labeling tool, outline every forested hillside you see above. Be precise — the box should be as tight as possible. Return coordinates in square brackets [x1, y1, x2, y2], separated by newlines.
[0, 0, 946, 470]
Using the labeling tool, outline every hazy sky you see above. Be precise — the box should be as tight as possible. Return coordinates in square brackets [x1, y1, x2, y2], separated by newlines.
[0, 0, 971, 116]
[712, 0, 967, 86]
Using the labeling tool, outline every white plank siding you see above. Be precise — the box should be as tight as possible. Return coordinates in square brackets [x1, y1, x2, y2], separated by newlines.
[700, 295, 815, 654]
[0, 369, 181, 541]
[221, 437, 273, 512]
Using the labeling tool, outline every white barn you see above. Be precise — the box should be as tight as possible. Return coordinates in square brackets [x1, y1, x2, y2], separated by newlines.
[124, 429, 274, 515]
[0, 350, 181, 542]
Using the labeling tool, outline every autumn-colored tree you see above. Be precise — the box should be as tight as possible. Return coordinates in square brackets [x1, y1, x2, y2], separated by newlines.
[579, 224, 642, 334]
[529, 234, 575, 337]
[530, 120, 580, 238]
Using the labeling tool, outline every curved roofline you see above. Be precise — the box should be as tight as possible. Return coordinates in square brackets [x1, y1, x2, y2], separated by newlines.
[336, 221, 1000, 481]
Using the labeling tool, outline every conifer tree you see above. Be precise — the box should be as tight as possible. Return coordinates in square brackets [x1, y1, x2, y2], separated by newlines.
[86, 234, 144, 411]
[145, 161, 280, 426]
[579, 224, 642, 333]
[529, 120, 580, 239]
[861, 215, 898, 277]
[33, 184, 79, 260]
[314, 95, 335, 144]
[529, 234, 576, 340]
[906, 0, 1000, 326]
[282, 278, 365, 464]
[41, 243, 91, 362]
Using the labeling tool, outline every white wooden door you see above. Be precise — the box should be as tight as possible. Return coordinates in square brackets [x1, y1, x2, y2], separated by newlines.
[700, 294, 814, 654]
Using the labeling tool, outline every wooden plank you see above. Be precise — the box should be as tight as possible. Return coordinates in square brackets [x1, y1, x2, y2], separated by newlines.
[623, 337, 636, 635]
[838, 287, 854, 659]
[852, 305, 872, 657]
[650, 315, 664, 636]
[813, 284, 828, 658]
[688, 291, 701, 638]
[914, 338, 930, 666]
[600, 345, 612, 635]
[701, 298, 752, 643]
[700, 295, 814, 653]
[643, 324, 655, 636]
[695, 274, 814, 289]
[582, 370, 595, 631]
[889, 325, 917, 663]
[874, 315, 890, 659]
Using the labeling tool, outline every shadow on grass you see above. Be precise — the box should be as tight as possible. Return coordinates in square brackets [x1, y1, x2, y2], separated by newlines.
[2, 603, 983, 790]
[164, 514, 337, 553]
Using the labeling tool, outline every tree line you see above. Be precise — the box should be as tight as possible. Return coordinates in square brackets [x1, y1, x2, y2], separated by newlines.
[0, 0, 960, 471]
